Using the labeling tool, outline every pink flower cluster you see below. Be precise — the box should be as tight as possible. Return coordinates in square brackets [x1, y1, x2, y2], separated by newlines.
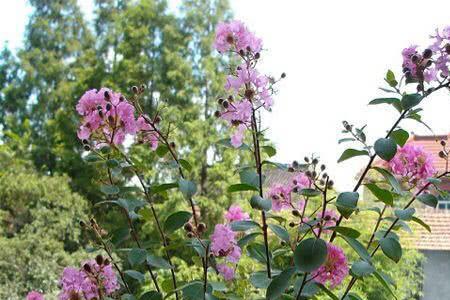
[26, 291, 44, 300]
[214, 20, 262, 54]
[268, 172, 311, 212]
[224, 204, 250, 223]
[214, 20, 274, 148]
[402, 26, 450, 84]
[58, 258, 119, 300]
[314, 209, 338, 235]
[388, 142, 435, 189]
[76, 88, 158, 149]
[312, 243, 349, 288]
[210, 220, 243, 281]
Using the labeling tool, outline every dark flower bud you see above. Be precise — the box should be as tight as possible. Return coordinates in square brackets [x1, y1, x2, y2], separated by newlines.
[328, 180, 334, 187]
[440, 140, 446, 146]
[322, 172, 328, 179]
[239, 49, 245, 56]
[169, 141, 176, 148]
[184, 223, 193, 232]
[218, 98, 224, 105]
[140, 84, 146, 91]
[292, 186, 299, 193]
[281, 72, 286, 78]
[292, 160, 299, 168]
[95, 254, 104, 265]
[104, 90, 110, 100]
[288, 167, 295, 172]
[402, 67, 410, 73]
[320, 164, 326, 171]
[79, 220, 86, 228]
[405, 71, 412, 78]
[312, 158, 319, 165]
[417, 84, 424, 91]
[423, 48, 433, 59]
[324, 215, 331, 221]
[305, 170, 312, 178]
[105, 103, 112, 111]
[82, 139, 89, 144]
[411, 55, 419, 63]
[292, 209, 301, 217]
[104, 259, 110, 265]
[132, 86, 139, 94]
[228, 95, 233, 101]
[83, 145, 91, 151]
[246, 46, 251, 52]
[222, 100, 229, 109]
[119, 96, 125, 102]
[280, 240, 287, 246]
[214, 110, 221, 118]
[312, 171, 317, 178]
[83, 263, 92, 273]
[197, 223, 207, 233]
[96, 105, 102, 111]
[255, 52, 260, 59]
[289, 222, 296, 228]
[319, 180, 325, 185]
[98, 110, 104, 118]
[425, 60, 432, 67]
[304, 156, 309, 162]
[108, 115, 114, 124]
[439, 151, 447, 158]
[187, 232, 194, 238]
[244, 89, 254, 99]
[154, 115, 161, 123]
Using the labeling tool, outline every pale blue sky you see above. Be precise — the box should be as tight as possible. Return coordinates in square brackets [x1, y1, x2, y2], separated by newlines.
[1, 0, 450, 190]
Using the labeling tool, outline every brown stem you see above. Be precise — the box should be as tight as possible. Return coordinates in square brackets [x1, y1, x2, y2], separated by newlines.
[366, 205, 387, 250]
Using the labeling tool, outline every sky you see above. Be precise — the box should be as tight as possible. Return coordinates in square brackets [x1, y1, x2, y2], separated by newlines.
[1, 0, 449, 191]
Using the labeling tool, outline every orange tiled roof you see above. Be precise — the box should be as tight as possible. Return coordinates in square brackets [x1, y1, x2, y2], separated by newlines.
[403, 209, 450, 251]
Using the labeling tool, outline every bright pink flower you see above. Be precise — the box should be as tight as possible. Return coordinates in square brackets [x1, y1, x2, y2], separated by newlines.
[224, 204, 250, 223]
[58, 259, 119, 300]
[210, 224, 241, 263]
[312, 243, 349, 288]
[27, 291, 44, 300]
[76, 88, 137, 147]
[214, 20, 262, 53]
[268, 184, 292, 211]
[388, 143, 435, 188]
[217, 263, 235, 281]
[292, 173, 311, 190]
[220, 100, 253, 125]
[230, 124, 246, 148]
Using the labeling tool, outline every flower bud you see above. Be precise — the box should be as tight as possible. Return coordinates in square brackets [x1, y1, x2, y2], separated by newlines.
[105, 103, 112, 111]
[244, 89, 254, 99]
[214, 110, 221, 118]
[423, 48, 433, 59]
[440, 140, 446, 146]
[197, 223, 207, 233]
[79, 220, 86, 228]
[312, 159, 319, 166]
[119, 96, 125, 102]
[83, 145, 91, 151]
[104, 90, 110, 101]
[154, 115, 161, 123]
[328, 180, 334, 188]
[246, 46, 251, 52]
[82, 139, 89, 144]
[411, 55, 419, 63]
[184, 222, 193, 232]
[320, 164, 326, 171]
[281, 72, 286, 78]
[222, 100, 229, 109]
[292, 209, 301, 217]
[83, 263, 92, 273]
[104, 258, 110, 266]
[239, 49, 245, 56]
[140, 84, 146, 91]
[187, 232, 194, 238]
[169, 141, 176, 148]
[254, 52, 260, 59]
[304, 156, 309, 162]
[132, 86, 139, 94]
[288, 167, 295, 172]
[289, 222, 296, 228]
[439, 151, 447, 158]
[98, 110, 104, 118]
[218, 98, 224, 105]
[292, 160, 299, 168]
[95, 254, 104, 265]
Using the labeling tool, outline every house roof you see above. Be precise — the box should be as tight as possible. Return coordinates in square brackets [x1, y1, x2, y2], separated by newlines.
[403, 209, 450, 251]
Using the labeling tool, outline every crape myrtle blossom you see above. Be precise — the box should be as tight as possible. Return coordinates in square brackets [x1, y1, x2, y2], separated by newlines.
[58, 257, 119, 300]
[401, 26, 450, 84]
[314, 209, 338, 235]
[210, 223, 242, 281]
[268, 172, 311, 212]
[136, 115, 159, 150]
[26, 291, 44, 300]
[213, 20, 262, 53]
[224, 204, 250, 223]
[312, 243, 349, 288]
[388, 142, 435, 189]
[216, 263, 235, 281]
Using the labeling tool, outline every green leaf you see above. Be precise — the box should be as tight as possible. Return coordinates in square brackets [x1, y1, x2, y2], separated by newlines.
[238, 232, 261, 248]
[338, 138, 356, 144]
[386, 69, 398, 87]
[263, 145, 277, 157]
[411, 216, 431, 232]
[374, 270, 398, 299]
[325, 226, 361, 238]
[100, 145, 111, 154]
[230, 220, 260, 231]
[250, 272, 271, 289]
[372, 167, 403, 194]
[417, 193, 438, 208]
[128, 248, 147, 266]
[140, 291, 162, 300]
[182, 282, 204, 300]
[340, 236, 371, 262]
[178, 159, 192, 171]
[369, 98, 400, 105]
[147, 255, 172, 269]
[336, 192, 359, 219]
[343, 293, 364, 300]
[266, 267, 296, 300]
[100, 185, 120, 195]
[122, 294, 138, 300]
[365, 183, 394, 206]
[164, 211, 192, 233]
[294, 238, 328, 272]
[298, 188, 321, 197]
[106, 158, 120, 168]
[317, 284, 339, 300]
[350, 260, 375, 278]
[84, 153, 102, 163]
[268, 224, 290, 242]
[247, 243, 271, 264]
[379, 237, 402, 263]
[239, 169, 260, 187]
[155, 144, 169, 157]
[227, 183, 259, 193]
[394, 207, 415, 221]
[124, 270, 145, 283]
[250, 195, 272, 211]
[401, 93, 422, 110]
[178, 179, 197, 199]
[337, 149, 369, 163]
[151, 182, 178, 194]
[374, 138, 397, 161]
[390, 129, 409, 146]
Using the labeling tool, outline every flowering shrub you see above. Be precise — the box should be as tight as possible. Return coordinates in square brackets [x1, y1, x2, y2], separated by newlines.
[29, 21, 450, 300]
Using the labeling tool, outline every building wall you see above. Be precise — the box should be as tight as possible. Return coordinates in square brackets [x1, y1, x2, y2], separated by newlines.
[421, 250, 450, 300]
